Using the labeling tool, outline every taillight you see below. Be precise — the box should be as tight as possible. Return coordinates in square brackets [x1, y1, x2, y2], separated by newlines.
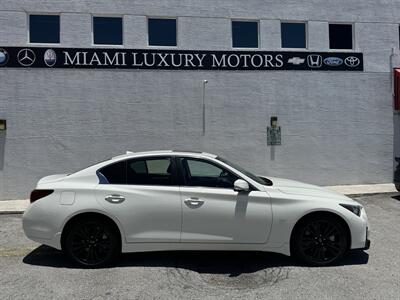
[30, 189, 54, 203]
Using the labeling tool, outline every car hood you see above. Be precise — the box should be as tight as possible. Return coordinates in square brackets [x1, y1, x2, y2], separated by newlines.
[262, 176, 354, 203]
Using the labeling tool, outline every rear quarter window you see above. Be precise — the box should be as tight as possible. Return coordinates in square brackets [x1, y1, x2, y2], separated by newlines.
[97, 161, 126, 184]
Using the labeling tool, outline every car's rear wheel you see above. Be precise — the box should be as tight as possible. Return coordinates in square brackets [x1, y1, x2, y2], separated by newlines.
[292, 216, 348, 266]
[64, 217, 120, 267]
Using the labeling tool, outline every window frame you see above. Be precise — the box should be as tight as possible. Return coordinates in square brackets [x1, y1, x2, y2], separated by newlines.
[280, 21, 308, 50]
[328, 23, 354, 51]
[231, 19, 260, 49]
[147, 17, 178, 48]
[92, 15, 124, 47]
[28, 13, 61, 45]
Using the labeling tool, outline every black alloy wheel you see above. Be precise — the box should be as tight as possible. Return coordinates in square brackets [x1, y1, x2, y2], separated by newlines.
[65, 218, 120, 267]
[293, 216, 348, 266]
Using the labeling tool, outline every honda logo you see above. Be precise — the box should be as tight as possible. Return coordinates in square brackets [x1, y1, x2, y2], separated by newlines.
[307, 55, 322, 68]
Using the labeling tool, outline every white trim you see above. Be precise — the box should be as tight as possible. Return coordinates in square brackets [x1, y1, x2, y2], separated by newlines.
[280, 21, 308, 50]
[91, 15, 124, 47]
[147, 16, 178, 48]
[27, 13, 61, 45]
[231, 19, 260, 49]
[328, 22, 355, 51]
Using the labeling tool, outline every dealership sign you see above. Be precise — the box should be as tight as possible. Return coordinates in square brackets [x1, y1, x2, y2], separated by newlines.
[0, 47, 363, 71]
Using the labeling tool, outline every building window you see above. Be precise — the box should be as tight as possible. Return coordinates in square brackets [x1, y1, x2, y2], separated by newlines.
[281, 22, 306, 48]
[93, 16, 123, 45]
[329, 24, 353, 50]
[232, 21, 259, 48]
[148, 18, 177, 46]
[29, 15, 60, 44]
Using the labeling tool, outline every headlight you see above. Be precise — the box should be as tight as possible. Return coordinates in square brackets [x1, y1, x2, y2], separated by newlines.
[340, 204, 362, 216]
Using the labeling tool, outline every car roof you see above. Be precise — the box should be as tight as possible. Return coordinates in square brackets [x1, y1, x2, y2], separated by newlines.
[111, 150, 218, 160]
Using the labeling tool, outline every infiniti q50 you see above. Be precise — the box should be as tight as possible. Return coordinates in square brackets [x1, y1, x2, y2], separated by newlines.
[23, 150, 370, 267]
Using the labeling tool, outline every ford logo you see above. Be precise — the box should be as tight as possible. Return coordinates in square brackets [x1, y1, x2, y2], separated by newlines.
[323, 57, 343, 67]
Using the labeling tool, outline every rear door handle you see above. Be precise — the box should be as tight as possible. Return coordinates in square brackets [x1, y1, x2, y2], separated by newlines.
[105, 194, 125, 204]
[184, 197, 204, 208]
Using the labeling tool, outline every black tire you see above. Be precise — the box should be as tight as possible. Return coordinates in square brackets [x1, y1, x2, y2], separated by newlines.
[64, 217, 120, 267]
[292, 215, 348, 266]
[395, 182, 400, 192]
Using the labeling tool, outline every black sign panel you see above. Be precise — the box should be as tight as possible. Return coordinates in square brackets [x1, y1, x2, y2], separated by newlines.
[0, 47, 363, 71]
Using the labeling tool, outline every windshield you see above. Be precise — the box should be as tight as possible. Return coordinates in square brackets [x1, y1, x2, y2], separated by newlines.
[216, 156, 272, 185]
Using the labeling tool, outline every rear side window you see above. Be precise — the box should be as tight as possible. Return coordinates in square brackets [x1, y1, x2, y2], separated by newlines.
[127, 157, 175, 185]
[97, 161, 127, 184]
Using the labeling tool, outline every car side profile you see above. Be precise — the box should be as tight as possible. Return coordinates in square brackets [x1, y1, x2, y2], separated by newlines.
[23, 150, 370, 267]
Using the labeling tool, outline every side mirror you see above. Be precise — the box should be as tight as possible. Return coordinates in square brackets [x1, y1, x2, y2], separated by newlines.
[233, 179, 250, 192]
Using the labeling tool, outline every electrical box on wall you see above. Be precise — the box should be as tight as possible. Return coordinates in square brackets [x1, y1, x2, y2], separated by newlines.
[0, 120, 6, 131]
[267, 116, 281, 145]
[394, 69, 400, 111]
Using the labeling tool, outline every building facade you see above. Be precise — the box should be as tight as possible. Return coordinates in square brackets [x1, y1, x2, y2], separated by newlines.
[0, 0, 399, 199]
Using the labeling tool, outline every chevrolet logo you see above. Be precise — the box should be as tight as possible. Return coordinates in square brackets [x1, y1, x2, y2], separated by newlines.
[288, 57, 305, 65]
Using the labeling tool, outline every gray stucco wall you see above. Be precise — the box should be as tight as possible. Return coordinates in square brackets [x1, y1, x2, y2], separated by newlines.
[0, 0, 399, 199]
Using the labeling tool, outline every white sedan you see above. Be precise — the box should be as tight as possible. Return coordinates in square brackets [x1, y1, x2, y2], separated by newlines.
[23, 150, 370, 267]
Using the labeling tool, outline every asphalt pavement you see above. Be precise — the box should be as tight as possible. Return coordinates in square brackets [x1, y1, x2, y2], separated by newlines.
[0, 193, 399, 299]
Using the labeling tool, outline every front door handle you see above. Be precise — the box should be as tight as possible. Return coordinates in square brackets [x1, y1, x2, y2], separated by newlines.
[105, 194, 125, 204]
[184, 197, 204, 208]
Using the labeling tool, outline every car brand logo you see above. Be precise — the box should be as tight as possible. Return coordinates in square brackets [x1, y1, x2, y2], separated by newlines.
[344, 56, 360, 67]
[44, 49, 57, 67]
[323, 57, 343, 67]
[17, 49, 36, 66]
[307, 55, 322, 68]
[0, 48, 9, 66]
[288, 57, 305, 65]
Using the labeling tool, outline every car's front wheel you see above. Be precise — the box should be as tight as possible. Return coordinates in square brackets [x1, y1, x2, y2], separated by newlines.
[64, 217, 120, 267]
[292, 215, 348, 266]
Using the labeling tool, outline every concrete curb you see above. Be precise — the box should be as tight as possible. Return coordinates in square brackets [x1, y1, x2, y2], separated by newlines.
[0, 183, 398, 214]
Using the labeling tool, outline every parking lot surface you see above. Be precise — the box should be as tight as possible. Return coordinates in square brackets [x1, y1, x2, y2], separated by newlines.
[0, 193, 399, 299]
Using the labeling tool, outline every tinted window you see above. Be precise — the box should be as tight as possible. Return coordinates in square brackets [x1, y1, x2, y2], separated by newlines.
[127, 157, 174, 185]
[29, 15, 60, 43]
[281, 22, 306, 48]
[181, 158, 238, 188]
[93, 16, 123, 45]
[148, 18, 177, 46]
[98, 161, 126, 184]
[232, 21, 258, 48]
[329, 24, 353, 49]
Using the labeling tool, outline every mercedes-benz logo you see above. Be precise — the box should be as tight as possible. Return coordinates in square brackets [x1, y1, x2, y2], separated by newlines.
[17, 49, 36, 66]
[0, 48, 9, 66]
[345, 56, 360, 67]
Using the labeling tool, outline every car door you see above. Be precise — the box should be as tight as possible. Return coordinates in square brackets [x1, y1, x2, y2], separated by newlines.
[96, 156, 181, 243]
[178, 156, 272, 244]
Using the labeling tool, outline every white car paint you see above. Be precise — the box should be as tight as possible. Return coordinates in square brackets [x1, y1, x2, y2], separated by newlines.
[23, 150, 369, 257]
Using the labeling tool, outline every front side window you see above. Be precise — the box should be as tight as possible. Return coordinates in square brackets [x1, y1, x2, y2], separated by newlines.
[29, 15, 60, 43]
[148, 18, 177, 46]
[127, 157, 175, 185]
[281, 22, 306, 48]
[93, 16, 123, 45]
[180, 158, 239, 188]
[232, 21, 259, 48]
[329, 24, 353, 50]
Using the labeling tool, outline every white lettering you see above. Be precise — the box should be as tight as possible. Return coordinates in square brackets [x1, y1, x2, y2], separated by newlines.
[212, 54, 226, 67]
[64, 52, 80, 65]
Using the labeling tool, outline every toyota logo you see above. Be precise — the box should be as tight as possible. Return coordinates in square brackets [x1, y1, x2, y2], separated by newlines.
[17, 49, 36, 66]
[345, 56, 360, 67]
